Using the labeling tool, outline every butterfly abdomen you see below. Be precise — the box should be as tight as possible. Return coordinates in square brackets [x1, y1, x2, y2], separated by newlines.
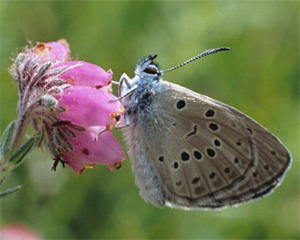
[122, 118, 166, 207]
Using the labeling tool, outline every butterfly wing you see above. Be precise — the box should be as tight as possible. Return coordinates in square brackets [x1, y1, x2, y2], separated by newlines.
[123, 81, 291, 210]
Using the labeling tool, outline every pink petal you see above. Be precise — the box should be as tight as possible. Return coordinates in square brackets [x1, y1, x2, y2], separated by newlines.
[56, 86, 123, 127]
[71, 127, 124, 167]
[54, 61, 113, 88]
[46, 39, 70, 61]
[65, 127, 125, 173]
[64, 154, 93, 174]
[33, 40, 70, 62]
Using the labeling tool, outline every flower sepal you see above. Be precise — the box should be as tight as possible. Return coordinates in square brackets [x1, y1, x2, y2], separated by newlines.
[8, 136, 37, 165]
[0, 121, 16, 158]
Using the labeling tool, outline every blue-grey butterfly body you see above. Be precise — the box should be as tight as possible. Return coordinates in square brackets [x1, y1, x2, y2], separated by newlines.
[118, 49, 291, 210]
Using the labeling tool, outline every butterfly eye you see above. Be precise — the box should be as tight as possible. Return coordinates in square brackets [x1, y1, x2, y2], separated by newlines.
[143, 66, 158, 74]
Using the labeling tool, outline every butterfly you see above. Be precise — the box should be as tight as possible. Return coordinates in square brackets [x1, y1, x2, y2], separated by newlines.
[116, 48, 291, 210]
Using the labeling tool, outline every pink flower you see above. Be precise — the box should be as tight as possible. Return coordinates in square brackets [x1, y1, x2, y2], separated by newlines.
[0, 224, 42, 240]
[11, 39, 125, 173]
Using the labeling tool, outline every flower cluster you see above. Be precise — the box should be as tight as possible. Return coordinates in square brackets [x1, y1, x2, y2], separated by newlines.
[10, 40, 125, 174]
[0, 224, 42, 240]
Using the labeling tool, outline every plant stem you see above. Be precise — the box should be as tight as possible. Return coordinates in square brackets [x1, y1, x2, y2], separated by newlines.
[9, 112, 30, 151]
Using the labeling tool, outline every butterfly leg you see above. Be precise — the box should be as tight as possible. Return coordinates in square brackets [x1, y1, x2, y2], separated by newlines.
[119, 73, 131, 89]
[115, 124, 130, 130]
[94, 108, 125, 141]
[110, 86, 138, 102]
[111, 80, 119, 85]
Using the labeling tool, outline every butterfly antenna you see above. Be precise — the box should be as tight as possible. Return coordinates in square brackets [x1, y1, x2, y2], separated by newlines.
[159, 47, 231, 74]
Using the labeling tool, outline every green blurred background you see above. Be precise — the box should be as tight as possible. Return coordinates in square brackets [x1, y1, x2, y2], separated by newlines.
[0, 1, 299, 239]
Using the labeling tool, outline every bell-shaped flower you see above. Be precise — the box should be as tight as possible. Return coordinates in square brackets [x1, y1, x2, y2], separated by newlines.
[11, 40, 125, 174]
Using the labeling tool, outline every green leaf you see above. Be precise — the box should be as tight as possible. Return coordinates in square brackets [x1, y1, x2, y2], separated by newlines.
[8, 137, 35, 164]
[0, 185, 22, 198]
[0, 121, 16, 156]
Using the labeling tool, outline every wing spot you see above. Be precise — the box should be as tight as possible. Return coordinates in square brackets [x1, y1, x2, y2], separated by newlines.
[153, 176, 158, 183]
[214, 139, 221, 147]
[158, 156, 164, 162]
[206, 148, 216, 158]
[176, 100, 186, 110]
[175, 181, 181, 186]
[192, 177, 200, 184]
[264, 165, 270, 170]
[185, 125, 198, 139]
[193, 150, 202, 160]
[181, 151, 190, 161]
[172, 162, 179, 169]
[234, 157, 239, 163]
[208, 123, 219, 131]
[236, 140, 242, 146]
[209, 172, 216, 179]
[224, 167, 230, 174]
[271, 150, 276, 156]
[231, 123, 236, 128]
[127, 109, 132, 115]
[206, 109, 215, 117]
[246, 128, 253, 134]
[253, 171, 258, 177]
[172, 122, 177, 127]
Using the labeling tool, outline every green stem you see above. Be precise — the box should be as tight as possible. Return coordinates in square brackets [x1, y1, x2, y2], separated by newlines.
[0, 114, 31, 187]
[0, 157, 14, 185]
[9, 112, 30, 151]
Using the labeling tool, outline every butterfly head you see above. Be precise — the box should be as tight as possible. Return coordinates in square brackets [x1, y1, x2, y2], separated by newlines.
[135, 54, 162, 80]
[118, 48, 231, 99]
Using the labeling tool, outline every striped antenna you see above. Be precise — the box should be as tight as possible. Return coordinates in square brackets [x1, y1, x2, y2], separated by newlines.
[159, 47, 231, 74]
